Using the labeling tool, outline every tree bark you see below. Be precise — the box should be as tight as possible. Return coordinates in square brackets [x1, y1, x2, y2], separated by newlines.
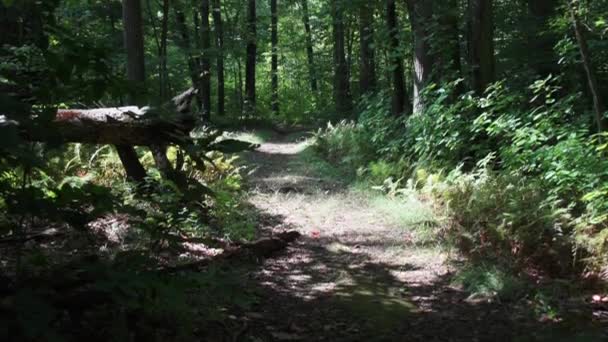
[212, 0, 226, 116]
[237, 58, 244, 115]
[426, 0, 465, 98]
[200, 0, 212, 122]
[121, 0, 147, 182]
[270, 0, 279, 115]
[331, 0, 352, 117]
[359, 1, 376, 95]
[8, 89, 198, 146]
[387, 0, 409, 116]
[174, 4, 200, 91]
[122, 0, 146, 100]
[467, 0, 495, 95]
[407, 0, 435, 114]
[569, 1, 607, 132]
[245, 0, 257, 115]
[301, 0, 317, 93]
[528, 0, 558, 77]
[159, 0, 170, 100]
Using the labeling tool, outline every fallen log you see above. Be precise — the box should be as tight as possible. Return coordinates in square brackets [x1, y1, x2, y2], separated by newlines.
[0, 228, 65, 244]
[3, 88, 198, 146]
[164, 230, 301, 273]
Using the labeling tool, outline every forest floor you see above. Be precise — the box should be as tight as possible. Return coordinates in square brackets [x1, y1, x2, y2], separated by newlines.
[232, 129, 606, 342]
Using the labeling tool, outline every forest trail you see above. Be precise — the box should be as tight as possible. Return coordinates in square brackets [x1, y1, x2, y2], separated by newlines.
[237, 131, 544, 342]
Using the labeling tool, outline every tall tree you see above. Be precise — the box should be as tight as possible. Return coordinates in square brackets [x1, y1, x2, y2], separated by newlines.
[407, 0, 435, 114]
[428, 0, 465, 99]
[174, 2, 200, 91]
[386, 0, 409, 115]
[200, 0, 212, 121]
[301, 0, 317, 92]
[359, 0, 376, 94]
[245, 0, 257, 115]
[212, 0, 225, 116]
[569, 1, 607, 132]
[270, 0, 279, 114]
[331, 0, 352, 116]
[528, 0, 558, 77]
[467, 0, 495, 95]
[122, 0, 146, 101]
[159, 0, 170, 100]
[118, 0, 147, 182]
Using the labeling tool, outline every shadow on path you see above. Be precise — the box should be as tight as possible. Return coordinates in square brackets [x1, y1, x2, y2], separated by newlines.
[232, 131, 606, 342]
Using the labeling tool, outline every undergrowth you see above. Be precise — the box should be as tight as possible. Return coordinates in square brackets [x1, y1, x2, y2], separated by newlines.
[0, 130, 260, 340]
[313, 78, 608, 300]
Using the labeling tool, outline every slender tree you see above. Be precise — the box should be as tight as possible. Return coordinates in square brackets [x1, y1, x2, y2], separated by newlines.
[159, 0, 170, 100]
[301, 0, 317, 92]
[331, 0, 352, 116]
[270, 0, 279, 114]
[407, 0, 435, 114]
[386, 0, 409, 115]
[212, 0, 225, 116]
[174, 2, 200, 90]
[200, 0, 212, 121]
[118, 0, 147, 182]
[569, 1, 607, 132]
[359, 1, 376, 95]
[467, 0, 495, 95]
[443, 0, 464, 96]
[528, 0, 558, 77]
[245, 0, 257, 115]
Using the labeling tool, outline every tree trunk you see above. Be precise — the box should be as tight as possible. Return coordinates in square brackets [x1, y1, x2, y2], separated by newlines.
[245, 0, 257, 115]
[427, 0, 464, 98]
[467, 0, 495, 95]
[212, 0, 225, 116]
[144, 0, 162, 97]
[237, 57, 244, 115]
[301, 0, 317, 93]
[270, 0, 279, 115]
[174, 4, 200, 91]
[359, 1, 376, 95]
[200, 0, 212, 122]
[407, 0, 435, 114]
[122, 0, 146, 100]
[159, 0, 170, 100]
[10, 89, 198, 146]
[115, 146, 147, 182]
[528, 0, 558, 77]
[386, 0, 409, 116]
[121, 0, 147, 182]
[331, 0, 352, 117]
[345, 15, 355, 88]
[569, 1, 607, 133]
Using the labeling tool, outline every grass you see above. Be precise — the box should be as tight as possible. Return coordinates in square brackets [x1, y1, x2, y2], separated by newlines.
[452, 263, 526, 301]
[367, 195, 440, 246]
[290, 144, 354, 183]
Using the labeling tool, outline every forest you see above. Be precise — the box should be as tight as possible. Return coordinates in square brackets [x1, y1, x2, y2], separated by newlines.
[1, 0, 608, 340]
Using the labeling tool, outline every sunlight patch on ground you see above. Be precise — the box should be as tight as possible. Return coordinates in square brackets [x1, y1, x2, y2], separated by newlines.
[226, 129, 275, 145]
[257, 139, 312, 155]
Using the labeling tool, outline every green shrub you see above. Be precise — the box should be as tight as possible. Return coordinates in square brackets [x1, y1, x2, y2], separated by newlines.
[453, 263, 526, 301]
[313, 76, 608, 275]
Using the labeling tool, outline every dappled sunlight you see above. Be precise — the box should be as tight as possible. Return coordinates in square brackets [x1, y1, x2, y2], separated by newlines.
[228, 131, 606, 340]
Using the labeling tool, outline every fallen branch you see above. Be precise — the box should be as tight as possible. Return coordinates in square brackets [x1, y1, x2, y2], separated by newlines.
[0, 228, 64, 244]
[163, 230, 301, 273]
[4, 88, 199, 146]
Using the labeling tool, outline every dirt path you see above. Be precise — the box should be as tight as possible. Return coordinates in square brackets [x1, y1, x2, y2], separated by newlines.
[237, 132, 595, 342]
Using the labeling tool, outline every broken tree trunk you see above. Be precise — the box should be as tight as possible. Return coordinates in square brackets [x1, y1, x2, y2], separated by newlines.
[12, 88, 198, 146]
[164, 230, 301, 273]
